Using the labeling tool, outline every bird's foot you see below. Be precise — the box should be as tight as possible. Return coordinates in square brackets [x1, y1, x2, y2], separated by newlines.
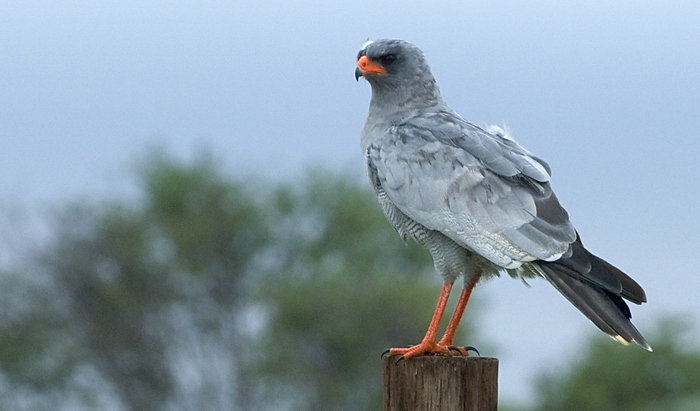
[387, 340, 469, 360]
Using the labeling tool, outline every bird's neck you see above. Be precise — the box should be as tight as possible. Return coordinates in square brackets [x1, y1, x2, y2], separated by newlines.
[368, 78, 443, 119]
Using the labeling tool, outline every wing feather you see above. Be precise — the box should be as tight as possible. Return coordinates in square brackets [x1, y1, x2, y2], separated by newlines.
[367, 110, 576, 267]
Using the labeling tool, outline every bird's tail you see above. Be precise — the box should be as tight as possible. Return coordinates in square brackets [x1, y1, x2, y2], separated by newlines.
[533, 235, 651, 351]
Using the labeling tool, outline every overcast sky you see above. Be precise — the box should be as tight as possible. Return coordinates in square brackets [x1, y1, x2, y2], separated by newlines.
[2, 0, 700, 405]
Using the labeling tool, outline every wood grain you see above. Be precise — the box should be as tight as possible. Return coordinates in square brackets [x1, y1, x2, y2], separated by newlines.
[383, 356, 498, 411]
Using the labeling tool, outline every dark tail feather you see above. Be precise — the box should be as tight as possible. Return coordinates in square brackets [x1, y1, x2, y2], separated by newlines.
[534, 239, 651, 351]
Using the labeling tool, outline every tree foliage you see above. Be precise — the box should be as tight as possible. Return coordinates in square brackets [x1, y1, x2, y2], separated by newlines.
[1, 151, 271, 410]
[534, 316, 700, 411]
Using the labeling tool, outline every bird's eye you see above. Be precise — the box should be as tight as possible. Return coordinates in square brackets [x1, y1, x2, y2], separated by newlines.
[380, 54, 396, 66]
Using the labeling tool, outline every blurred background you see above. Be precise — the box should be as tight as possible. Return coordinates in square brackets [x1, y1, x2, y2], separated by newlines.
[2, 1, 699, 410]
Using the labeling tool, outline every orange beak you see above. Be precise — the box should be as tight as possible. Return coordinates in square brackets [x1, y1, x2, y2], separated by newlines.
[355, 55, 386, 80]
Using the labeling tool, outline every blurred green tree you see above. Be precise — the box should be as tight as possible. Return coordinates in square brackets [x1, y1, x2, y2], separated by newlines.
[0, 150, 270, 410]
[533, 316, 700, 411]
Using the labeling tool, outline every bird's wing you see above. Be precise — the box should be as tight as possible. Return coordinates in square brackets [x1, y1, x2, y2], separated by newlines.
[367, 110, 577, 268]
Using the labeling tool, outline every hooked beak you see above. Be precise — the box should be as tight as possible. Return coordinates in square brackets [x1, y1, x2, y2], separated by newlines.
[355, 55, 386, 81]
[354, 67, 363, 82]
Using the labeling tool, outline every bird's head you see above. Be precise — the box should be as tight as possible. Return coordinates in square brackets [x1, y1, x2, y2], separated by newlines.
[355, 39, 425, 82]
[355, 39, 441, 108]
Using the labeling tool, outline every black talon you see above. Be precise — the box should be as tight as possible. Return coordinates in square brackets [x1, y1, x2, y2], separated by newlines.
[464, 346, 480, 356]
[382, 345, 415, 359]
[447, 345, 480, 356]
[448, 345, 465, 355]
[393, 355, 405, 364]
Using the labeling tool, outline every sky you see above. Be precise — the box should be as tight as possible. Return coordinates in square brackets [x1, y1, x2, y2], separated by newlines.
[2, 0, 700, 406]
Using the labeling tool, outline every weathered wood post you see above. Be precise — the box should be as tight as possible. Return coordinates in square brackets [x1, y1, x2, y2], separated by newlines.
[383, 356, 498, 411]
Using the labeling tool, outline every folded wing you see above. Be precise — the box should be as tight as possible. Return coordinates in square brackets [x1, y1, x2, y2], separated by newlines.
[367, 110, 576, 268]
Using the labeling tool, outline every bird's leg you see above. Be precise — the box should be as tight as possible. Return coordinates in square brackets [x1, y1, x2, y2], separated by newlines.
[437, 270, 481, 355]
[388, 281, 454, 359]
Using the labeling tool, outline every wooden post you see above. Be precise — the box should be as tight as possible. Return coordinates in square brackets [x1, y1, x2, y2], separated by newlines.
[383, 356, 498, 411]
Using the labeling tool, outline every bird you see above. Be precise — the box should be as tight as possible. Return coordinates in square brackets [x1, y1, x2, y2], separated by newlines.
[355, 38, 650, 359]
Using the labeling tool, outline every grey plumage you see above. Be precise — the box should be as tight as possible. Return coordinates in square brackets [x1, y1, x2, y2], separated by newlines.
[357, 39, 649, 350]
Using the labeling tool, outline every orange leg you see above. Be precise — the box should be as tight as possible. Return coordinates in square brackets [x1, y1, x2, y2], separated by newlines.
[389, 281, 454, 359]
[437, 271, 481, 349]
